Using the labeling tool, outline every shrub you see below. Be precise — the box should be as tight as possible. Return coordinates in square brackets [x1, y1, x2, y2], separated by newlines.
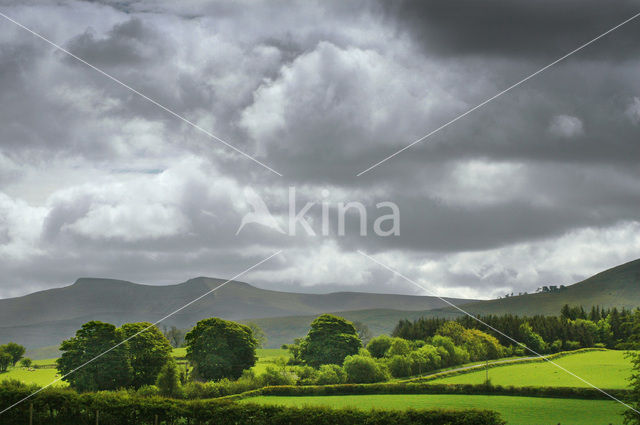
[388, 355, 412, 378]
[315, 364, 346, 385]
[257, 366, 296, 386]
[19, 358, 32, 368]
[550, 339, 563, 353]
[343, 355, 390, 383]
[136, 385, 160, 397]
[366, 335, 393, 358]
[156, 359, 181, 398]
[386, 338, 411, 357]
[564, 340, 581, 350]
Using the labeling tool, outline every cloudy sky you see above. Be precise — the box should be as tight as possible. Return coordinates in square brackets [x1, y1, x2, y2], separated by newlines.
[1, 0, 639, 299]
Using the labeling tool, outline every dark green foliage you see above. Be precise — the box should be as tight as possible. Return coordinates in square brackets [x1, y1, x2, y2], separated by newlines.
[394, 305, 640, 351]
[626, 351, 640, 425]
[56, 321, 132, 392]
[0, 343, 25, 366]
[185, 317, 258, 381]
[119, 322, 173, 389]
[299, 314, 361, 367]
[0, 351, 11, 372]
[519, 322, 546, 353]
[19, 358, 32, 368]
[315, 364, 346, 385]
[156, 358, 181, 397]
[388, 355, 412, 378]
[161, 325, 186, 348]
[0, 381, 505, 425]
[343, 355, 390, 383]
[366, 335, 393, 358]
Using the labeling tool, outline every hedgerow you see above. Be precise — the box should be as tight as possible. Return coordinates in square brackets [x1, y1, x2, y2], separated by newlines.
[0, 381, 504, 425]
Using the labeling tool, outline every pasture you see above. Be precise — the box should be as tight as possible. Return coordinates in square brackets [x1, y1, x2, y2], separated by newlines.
[241, 394, 625, 425]
[430, 350, 633, 389]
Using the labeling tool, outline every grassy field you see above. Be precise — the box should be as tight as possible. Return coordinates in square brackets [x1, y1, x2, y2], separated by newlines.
[430, 350, 633, 389]
[241, 394, 625, 425]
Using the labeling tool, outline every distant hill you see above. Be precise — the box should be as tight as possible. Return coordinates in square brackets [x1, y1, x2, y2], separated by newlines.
[0, 277, 474, 350]
[444, 258, 640, 316]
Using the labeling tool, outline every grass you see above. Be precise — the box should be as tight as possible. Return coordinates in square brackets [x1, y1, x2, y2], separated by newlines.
[430, 350, 633, 389]
[0, 365, 66, 387]
[241, 394, 626, 425]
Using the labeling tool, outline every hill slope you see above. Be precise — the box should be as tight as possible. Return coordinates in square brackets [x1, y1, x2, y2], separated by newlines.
[447, 258, 640, 316]
[0, 277, 473, 349]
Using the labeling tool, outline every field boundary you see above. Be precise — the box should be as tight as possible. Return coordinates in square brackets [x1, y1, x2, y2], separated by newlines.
[222, 381, 630, 402]
[402, 348, 608, 384]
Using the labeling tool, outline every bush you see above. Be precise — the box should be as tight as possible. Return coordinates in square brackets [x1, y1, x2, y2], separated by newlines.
[564, 340, 581, 350]
[257, 366, 296, 386]
[386, 338, 411, 357]
[156, 359, 181, 398]
[315, 364, 346, 385]
[550, 340, 563, 353]
[343, 355, 390, 383]
[136, 385, 160, 397]
[388, 355, 412, 378]
[366, 335, 393, 358]
[19, 358, 32, 368]
[0, 384, 506, 425]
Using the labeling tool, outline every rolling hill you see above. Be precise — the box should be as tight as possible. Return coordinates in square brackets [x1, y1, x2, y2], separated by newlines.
[444, 258, 640, 316]
[0, 277, 473, 350]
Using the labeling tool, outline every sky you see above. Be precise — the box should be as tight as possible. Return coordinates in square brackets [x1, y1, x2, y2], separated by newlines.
[0, 0, 639, 299]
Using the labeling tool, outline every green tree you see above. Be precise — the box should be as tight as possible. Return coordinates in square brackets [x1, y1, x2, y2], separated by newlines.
[343, 354, 389, 383]
[519, 322, 547, 353]
[162, 326, 186, 348]
[156, 358, 181, 397]
[19, 358, 32, 368]
[299, 314, 362, 367]
[185, 317, 258, 381]
[386, 338, 411, 357]
[0, 351, 11, 372]
[1, 342, 25, 366]
[57, 321, 132, 391]
[119, 322, 173, 388]
[366, 335, 393, 358]
[626, 351, 640, 425]
[245, 322, 268, 348]
[388, 355, 412, 378]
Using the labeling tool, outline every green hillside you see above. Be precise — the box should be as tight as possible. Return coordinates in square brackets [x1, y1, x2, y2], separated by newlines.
[0, 277, 473, 349]
[445, 258, 640, 316]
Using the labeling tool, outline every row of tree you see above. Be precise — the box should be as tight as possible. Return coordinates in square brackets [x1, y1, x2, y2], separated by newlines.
[392, 304, 640, 352]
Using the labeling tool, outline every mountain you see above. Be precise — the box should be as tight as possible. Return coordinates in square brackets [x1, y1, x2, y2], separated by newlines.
[443, 258, 640, 316]
[0, 277, 474, 350]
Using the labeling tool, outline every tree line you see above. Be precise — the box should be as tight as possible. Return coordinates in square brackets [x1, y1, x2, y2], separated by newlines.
[392, 304, 640, 352]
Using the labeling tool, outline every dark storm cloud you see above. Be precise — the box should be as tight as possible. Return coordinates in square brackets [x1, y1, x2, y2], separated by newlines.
[0, 0, 639, 299]
[381, 0, 640, 59]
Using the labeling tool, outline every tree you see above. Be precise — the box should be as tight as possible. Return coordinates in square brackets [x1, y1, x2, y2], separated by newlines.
[366, 335, 393, 358]
[299, 314, 361, 367]
[57, 321, 132, 391]
[626, 351, 640, 425]
[352, 321, 373, 347]
[0, 351, 11, 372]
[1, 342, 25, 366]
[245, 322, 267, 348]
[386, 338, 411, 357]
[19, 358, 32, 368]
[388, 355, 412, 378]
[162, 326, 186, 348]
[119, 322, 173, 388]
[343, 354, 389, 383]
[519, 322, 547, 353]
[156, 358, 181, 397]
[185, 317, 258, 381]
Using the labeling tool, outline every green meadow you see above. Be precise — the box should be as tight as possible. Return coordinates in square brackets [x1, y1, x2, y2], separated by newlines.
[430, 350, 633, 389]
[241, 394, 625, 425]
